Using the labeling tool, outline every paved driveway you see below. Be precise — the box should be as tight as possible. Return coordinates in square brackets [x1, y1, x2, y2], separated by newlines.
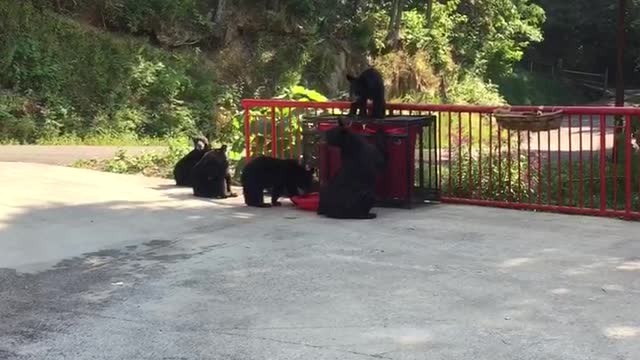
[0, 146, 166, 166]
[0, 162, 638, 359]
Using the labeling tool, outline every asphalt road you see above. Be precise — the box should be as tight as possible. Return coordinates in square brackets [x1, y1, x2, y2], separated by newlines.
[0, 145, 166, 166]
[1, 162, 638, 360]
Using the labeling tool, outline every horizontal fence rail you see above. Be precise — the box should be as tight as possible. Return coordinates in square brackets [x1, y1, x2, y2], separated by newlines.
[241, 99, 640, 220]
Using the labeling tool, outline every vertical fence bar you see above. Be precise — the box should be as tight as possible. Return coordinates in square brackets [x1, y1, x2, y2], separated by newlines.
[547, 129, 551, 205]
[527, 130, 531, 203]
[438, 112, 442, 191]
[625, 115, 632, 215]
[590, 115, 595, 208]
[296, 108, 304, 159]
[557, 124, 562, 206]
[468, 112, 473, 197]
[613, 119, 619, 211]
[244, 106, 252, 160]
[448, 112, 452, 195]
[479, 113, 483, 200]
[262, 113, 268, 156]
[419, 124, 425, 189]
[270, 107, 277, 157]
[254, 115, 261, 156]
[568, 115, 573, 206]
[599, 114, 607, 212]
[579, 114, 584, 208]
[498, 123, 502, 201]
[489, 114, 494, 197]
[537, 130, 542, 204]
[517, 130, 522, 203]
[507, 129, 512, 201]
[458, 112, 462, 194]
[278, 109, 285, 159]
[288, 107, 293, 159]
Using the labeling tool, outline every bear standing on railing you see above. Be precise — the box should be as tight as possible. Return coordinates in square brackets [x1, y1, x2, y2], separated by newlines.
[346, 67, 386, 119]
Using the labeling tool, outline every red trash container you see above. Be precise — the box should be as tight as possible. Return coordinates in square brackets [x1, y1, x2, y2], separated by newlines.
[317, 120, 421, 205]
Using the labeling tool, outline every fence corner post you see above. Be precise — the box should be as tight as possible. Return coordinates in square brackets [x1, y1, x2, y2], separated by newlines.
[242, 100, 252, 161]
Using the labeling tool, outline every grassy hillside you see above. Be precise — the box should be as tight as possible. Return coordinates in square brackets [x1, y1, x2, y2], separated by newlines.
[0, 2, 220, 144]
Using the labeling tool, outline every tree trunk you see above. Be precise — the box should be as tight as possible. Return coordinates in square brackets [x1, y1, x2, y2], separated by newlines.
[215, 0, 227, 24]
[385, 0, 405, 50]
[426, 0, 433, 28]
[352, 0, 360, 16]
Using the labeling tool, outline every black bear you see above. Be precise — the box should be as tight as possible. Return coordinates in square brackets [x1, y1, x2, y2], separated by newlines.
[192, 145, 237, 199]
[173, 136, 211, 187]
[241, 156, 315, 207]
[347, 67, 386, 119]
[317, 118, 386, 219]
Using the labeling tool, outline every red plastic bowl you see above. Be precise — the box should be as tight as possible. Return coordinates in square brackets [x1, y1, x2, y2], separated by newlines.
[291, 193, 320, 211]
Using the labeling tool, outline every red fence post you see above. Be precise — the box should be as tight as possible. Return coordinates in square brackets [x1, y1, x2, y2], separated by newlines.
[243, 102, 252, 160]
[625, 115, 632, 215]
[599, 115, 607, 213]
[270, 107, 277, 157]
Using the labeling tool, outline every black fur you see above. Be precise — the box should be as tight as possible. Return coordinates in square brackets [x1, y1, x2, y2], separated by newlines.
[192, 145, 236, 199]
[241, 156, 315, 208]
[317, 118, 386, 219]
[347, 67, 386, 119]
[173, 136, 211, 186]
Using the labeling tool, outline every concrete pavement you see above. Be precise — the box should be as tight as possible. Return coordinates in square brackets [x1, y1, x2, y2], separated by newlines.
[0, 162, 638, 359]
[0, 146, 166, 166]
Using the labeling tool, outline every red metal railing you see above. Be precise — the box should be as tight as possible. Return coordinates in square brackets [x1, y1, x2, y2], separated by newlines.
[241, 99, 640, 220]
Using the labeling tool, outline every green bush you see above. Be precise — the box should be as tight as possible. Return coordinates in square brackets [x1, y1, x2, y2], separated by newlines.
[0, 2, 220, 142]
[72, 137, 191, 177]
[448, 74, 506, 106]
[444, 130, 538, 202]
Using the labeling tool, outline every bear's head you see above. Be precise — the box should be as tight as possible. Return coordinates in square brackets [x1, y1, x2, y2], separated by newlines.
[289, 158, 315, 196]
[346, 73, 364, 103]
[209, 145, 228, 164]
[192, 136, 211, 151]
[324, 117, 353, 149]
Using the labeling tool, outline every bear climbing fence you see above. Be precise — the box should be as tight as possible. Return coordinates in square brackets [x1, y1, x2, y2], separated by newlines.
[241, 99, 640, 220]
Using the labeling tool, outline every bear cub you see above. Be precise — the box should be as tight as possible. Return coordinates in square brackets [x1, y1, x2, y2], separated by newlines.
[317, 118, 386, 219]
[241, 156, 315, 207]
[192, 145, 236, 199]
[173, 136, 211, 187]
[347, 67, 386, 119]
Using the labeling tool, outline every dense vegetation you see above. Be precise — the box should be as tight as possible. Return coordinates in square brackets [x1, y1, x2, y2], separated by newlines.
[2, 0, 633, 146]
[529, 0, 640, 87]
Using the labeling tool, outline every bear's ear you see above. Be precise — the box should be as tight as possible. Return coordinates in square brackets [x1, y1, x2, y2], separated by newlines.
[220, 144, 227, 152]
[346, 74, 355, 82]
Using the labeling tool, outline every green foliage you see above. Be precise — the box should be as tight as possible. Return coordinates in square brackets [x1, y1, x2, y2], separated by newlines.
[401, 3, 464, 70]
[496, 68, 589, 105]
[72, 137, 191, 178]
[0, 2, 219, 142]
[453, 0, 545, 79]
[0, 94, 32, 144]
[444, 129, 537, 201]
[448, 75, 506, 105]
[531, 0, 640, 84]
[1, 0, 593, 147]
